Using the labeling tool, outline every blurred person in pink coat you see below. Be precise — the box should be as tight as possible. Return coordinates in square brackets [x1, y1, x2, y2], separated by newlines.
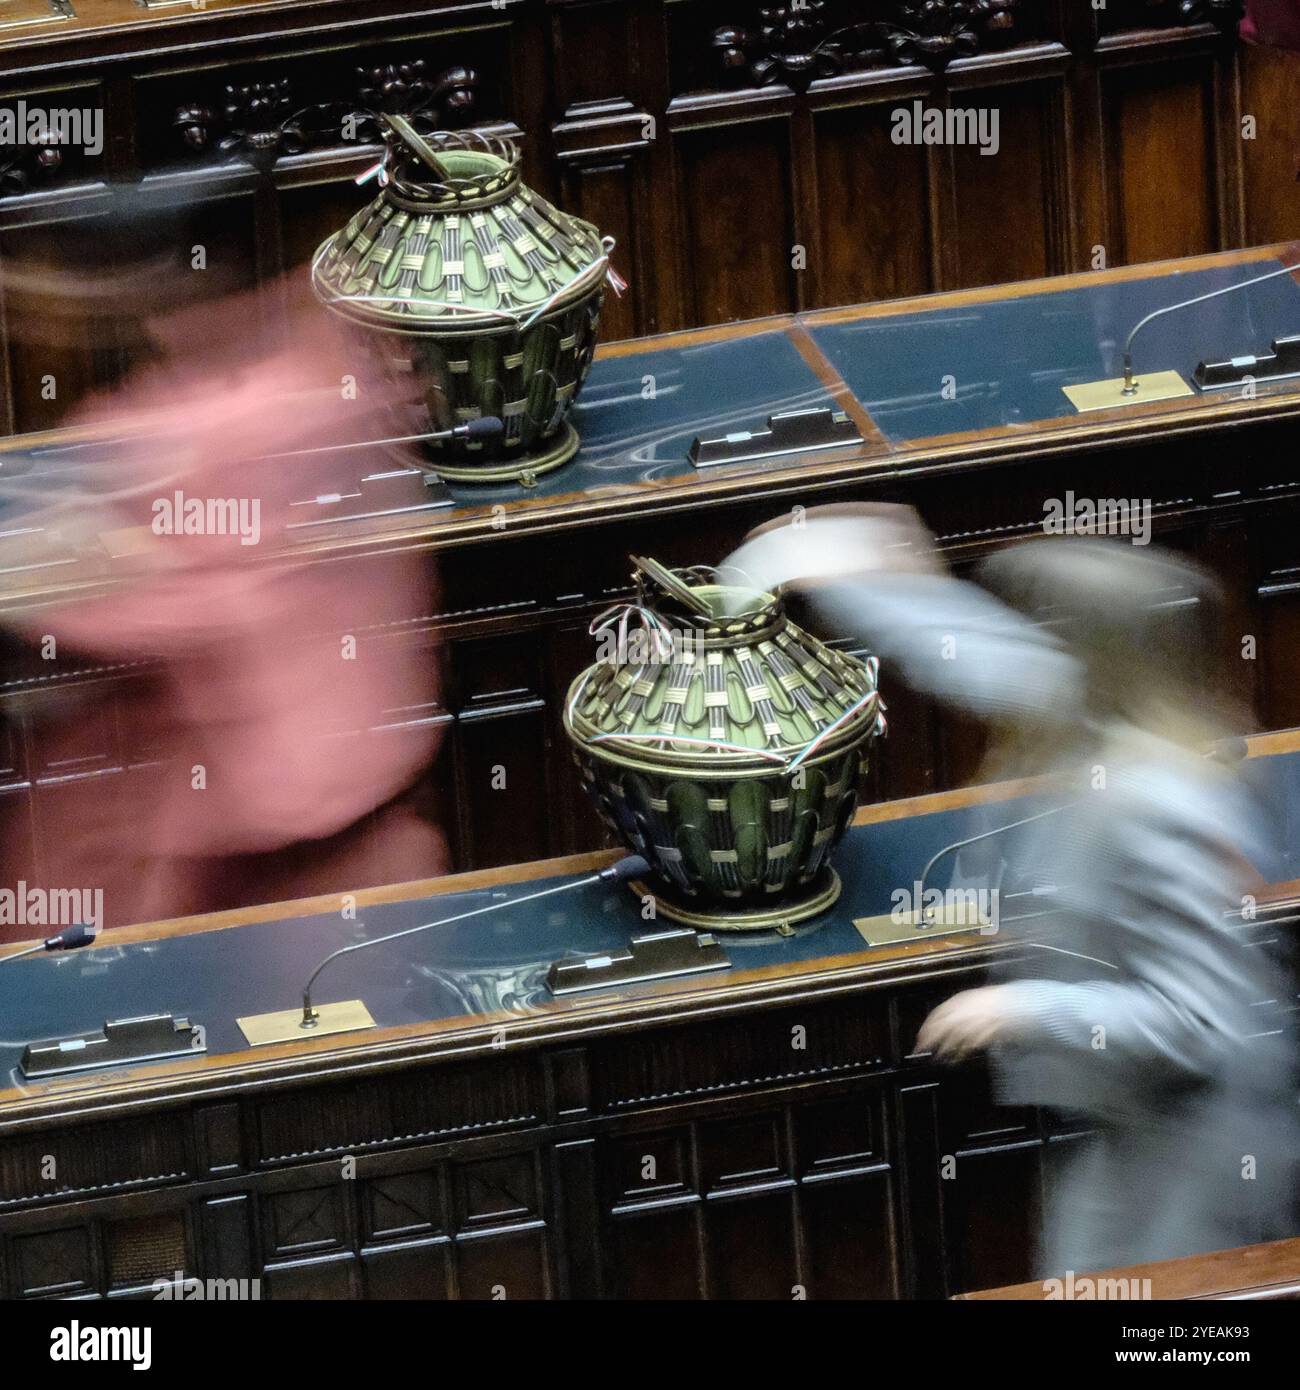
[0, 275, 450, 936]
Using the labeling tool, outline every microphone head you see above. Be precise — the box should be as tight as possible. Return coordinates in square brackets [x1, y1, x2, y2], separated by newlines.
[463, 416, 504, 441]
[600, 854, 651, 885]
[1211, 736, 1249, 766]
[45, 922, 97, 952]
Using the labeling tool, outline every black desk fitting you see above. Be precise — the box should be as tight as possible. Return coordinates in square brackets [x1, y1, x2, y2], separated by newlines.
[0, 925, 186, 1079]
[1194, 334, 1300, 392]
[688, 407, 862, 469]
[545, 927, 730, 995]
[271, 419, 507, 522]
[20, 1014, 205, 1079]
[0, 0, 72, 30]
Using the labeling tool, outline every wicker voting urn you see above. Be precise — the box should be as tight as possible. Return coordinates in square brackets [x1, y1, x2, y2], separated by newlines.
[564, 558, 886, 931]
[311, 123, 611, 484]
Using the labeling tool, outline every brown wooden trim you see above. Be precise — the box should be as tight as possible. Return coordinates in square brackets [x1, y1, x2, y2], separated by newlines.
[0, 0, 487, 56]
[801, 241, 1300, 327]
[0, 780, 1021, 958]
[597, 314, 796, 360]
[1, 245, 1300, 591]
[0, 847, 623, 957]
[7, 368, 1298, 608]
[785, 320, 891, 454]
[959, 1234, 1300, 1301]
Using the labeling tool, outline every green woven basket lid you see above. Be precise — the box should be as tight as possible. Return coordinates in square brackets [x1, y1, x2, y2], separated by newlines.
[564, 558, 885, 776]
[312, 126, 608, 333]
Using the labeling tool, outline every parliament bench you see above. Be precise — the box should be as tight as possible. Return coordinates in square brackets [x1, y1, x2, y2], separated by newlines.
[1, 735, 1297, 1300]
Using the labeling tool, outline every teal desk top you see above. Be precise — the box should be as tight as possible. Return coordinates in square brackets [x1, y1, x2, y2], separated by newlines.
[2, 745, 1295, 1095]
[433, 253, 1300, 510]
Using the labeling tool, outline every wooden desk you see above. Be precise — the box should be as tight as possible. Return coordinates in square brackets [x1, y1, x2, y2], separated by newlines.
[0, 735, 1296, 1300]
[3, 243, 1300, 575]
[961, 1236, 1300, 1301]
[4, 246, 1300, 892]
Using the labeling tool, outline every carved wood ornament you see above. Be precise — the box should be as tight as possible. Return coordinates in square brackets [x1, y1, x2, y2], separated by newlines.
[172, 61, 479, 171]
[713, 0, 1021, 88]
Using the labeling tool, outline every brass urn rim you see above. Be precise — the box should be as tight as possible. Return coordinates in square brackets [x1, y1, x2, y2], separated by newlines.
[429, 421, 579, 484]
[382, 132, 523, 212]
[629, 867, 842, 932]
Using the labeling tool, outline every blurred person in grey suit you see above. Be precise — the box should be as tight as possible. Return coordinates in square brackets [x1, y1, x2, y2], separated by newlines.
[722, 506, 1298, 1278]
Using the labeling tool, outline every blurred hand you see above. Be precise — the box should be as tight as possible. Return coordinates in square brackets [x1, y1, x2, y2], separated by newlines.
[916, 985, 1025, 1062]
[719, 503, 940, 608]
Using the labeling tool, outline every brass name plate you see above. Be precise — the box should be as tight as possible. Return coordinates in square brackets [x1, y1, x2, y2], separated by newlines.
[1062, 370, 1194, 413]
[853, 906, 994, 948]
[238, 999, 376, 1048]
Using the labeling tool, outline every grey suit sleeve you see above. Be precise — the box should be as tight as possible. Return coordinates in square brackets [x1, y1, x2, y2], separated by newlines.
[721, 519, 1081, 724]
[809, 573, 1084, 726]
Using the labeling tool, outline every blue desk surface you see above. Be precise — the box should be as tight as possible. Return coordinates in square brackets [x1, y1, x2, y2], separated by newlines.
[806, 259, 1300, 445]
[432, 255, 1300, 510]
[6, 257, 1298, 524]
[3, 748, 1297, 1090]
[446, 327, 833, 508]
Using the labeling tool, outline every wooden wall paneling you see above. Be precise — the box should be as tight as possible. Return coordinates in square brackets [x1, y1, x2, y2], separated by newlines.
[0, 207, 116, 435]
[807, 88, 935, 308]
[549, 1137, 602, 1298]
[946, 76, 1068, 287]
[1256, 552, 1300, 734]
[116, 10, 527, 358]
[1213, 23, 1248, 250]
[0, 0, 1288, 351]
[910, 1037, 1045, 1296]
[447, 629, 553, 869]
[1098, 47, 1222, 265]
[893, 1076, 948, 1300]
[940, 1135, 1043, 1294]
[792, 1090, 900, 1299]
[273, 159, 381, 280]
[129, 21, 503, 177]
[556, 152, 645, 344]
[1237, 42, 1300, 247]
[788, 97, 822, 314]
[1193, 518, 1264, 727]
[668, 107, 796, 327]
[541, 614, 612, 858]
[504, 4, 553, 203]
[550, 0, 657, 341]
[1068, 3, 1114, 271]
[0, 73, 112, 428]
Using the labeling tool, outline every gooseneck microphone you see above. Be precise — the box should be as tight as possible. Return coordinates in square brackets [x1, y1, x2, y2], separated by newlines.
[0, 922, 98, 965]
[1121, 260, 1300, 396]
[913, 738, 1250, 965]
[917, 738, 1250, 920]
[916, 803, 1068, 925]
[261, 415, 505, 460]
[298, 854, 650, 1029]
